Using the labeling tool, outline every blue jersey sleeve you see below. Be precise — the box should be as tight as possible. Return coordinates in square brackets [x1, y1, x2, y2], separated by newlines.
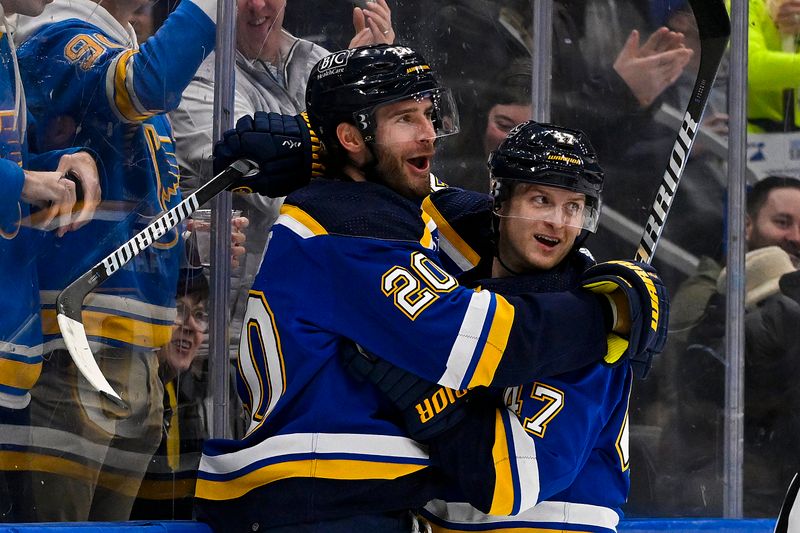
[17, 0, 215, 124]
[0, 158, 24, 224]
[26, 147, 84, 171]
[269, 204, 607, 391]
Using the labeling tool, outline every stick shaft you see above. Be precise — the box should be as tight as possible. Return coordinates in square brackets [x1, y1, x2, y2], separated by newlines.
[635, 0, 730, 264]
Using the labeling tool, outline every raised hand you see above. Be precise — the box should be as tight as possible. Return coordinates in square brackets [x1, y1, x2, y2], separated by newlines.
[350, 0, 395, 47]
[613, 28, 693, 107]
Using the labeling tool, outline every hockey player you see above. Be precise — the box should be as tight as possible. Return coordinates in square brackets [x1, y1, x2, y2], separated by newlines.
[0, 0, 101, 521]
[410, 121, 641, 532]
[339, 122, 656, 533]
[194, 44, 667, 532]
[170, 0, 396, 426]
[13, 0, 216, 521]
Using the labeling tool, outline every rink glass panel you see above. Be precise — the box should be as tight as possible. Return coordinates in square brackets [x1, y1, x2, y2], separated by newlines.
[8, 0, 773, 524]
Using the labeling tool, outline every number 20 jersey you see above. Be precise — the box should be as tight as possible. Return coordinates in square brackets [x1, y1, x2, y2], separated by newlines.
[194, 179, 610, 529]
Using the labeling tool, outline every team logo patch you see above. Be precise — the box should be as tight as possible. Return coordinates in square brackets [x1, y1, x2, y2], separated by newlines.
[316, 50, 351, 78]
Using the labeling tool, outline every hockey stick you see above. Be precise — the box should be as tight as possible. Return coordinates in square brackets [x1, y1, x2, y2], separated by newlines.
[56, 158, 259, 408]
[775, 473, 800, 533]
[635, 0, 730, 264]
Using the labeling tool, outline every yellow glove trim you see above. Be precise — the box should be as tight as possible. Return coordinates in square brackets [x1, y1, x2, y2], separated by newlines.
[605, 333, 630, 365]
[301, 112, 326, 178]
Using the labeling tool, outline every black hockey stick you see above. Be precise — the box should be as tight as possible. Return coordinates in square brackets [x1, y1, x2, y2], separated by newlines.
[775, 473, 800, 533]
[56, 158, 259, 408]
[635, 0, 730, 264]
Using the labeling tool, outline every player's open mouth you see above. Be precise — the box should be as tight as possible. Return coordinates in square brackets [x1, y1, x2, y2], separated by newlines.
[249, 17, 267, 26]
[407, 157, 430, 171]
[535, 234, 560, 248]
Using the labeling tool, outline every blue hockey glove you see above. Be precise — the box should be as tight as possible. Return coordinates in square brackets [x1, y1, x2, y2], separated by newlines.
[581, 260, 670, 379]
[214, 112, 324, 197]
[339, 341, 471, 442]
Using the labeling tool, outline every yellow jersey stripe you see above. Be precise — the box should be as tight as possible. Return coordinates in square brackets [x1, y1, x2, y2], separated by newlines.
[488, 409, 515, 516]
[136, 477, 197, 500]
[41, 309, 173, 349]
[10, 452, 144, 497]
[468, 294, 515, 388]
[419, 210, 434, 249]
[421, 196, 481, 271]
[279, 205, 328, 237]
[113, 50, 150, 122]
[0, 357, 42, 391]
[196, 459, 426, 500]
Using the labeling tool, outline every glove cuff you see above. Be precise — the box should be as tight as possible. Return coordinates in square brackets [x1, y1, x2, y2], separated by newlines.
[301, 112, 325, 178]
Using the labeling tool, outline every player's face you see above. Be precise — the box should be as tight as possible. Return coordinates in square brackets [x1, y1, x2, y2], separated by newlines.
[497, 183, 585, 273]
[484, 103, 531, 154]
[747, 186, 800, 263]
[160, 294, 207, 374]
[2, 0, 53, 16]
[370, 98, 436, 200]
[236, 0, 286, 61]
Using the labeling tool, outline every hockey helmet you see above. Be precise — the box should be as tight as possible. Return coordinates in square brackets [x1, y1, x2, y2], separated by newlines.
[305, 44, 459, 153]
[489, 121, 604, 232]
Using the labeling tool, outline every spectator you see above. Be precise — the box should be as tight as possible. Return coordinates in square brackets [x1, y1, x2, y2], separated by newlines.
[552, 2, 693, 286]
[481, 59, 532, 157]
[657, 176, 800, 517]
[170, 0, 395, 434]
[0, 0, 101, 522]
[14, 0, 216, 521]
[131, 268, 211, 520]
[749, 0, 800, 132]
[416, 0, 691, 193]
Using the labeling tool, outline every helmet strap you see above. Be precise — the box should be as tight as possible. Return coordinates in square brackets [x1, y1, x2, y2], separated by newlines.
[494, 252, 524, 277]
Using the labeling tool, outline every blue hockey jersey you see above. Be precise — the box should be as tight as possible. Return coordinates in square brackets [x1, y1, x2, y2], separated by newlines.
[0, 26, 81, 408]
[194, 179, 611, 529]
[420, 266, 634, 533]
[15, 0, 215, 353]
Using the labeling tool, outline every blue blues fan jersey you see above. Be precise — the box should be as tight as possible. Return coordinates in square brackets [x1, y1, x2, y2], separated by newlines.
[194, 179, 609, 529]
[421, 268, 634, 533]
[0, 28, 80, 407]
[15, 0, 215, 353]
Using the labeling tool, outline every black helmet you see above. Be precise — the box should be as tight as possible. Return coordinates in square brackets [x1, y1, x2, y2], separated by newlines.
[489, 120, 604, 232]
[305, 44, 459, 156]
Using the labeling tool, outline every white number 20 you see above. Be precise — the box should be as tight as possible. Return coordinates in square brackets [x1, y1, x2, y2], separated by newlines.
[381, 252, 457, 320]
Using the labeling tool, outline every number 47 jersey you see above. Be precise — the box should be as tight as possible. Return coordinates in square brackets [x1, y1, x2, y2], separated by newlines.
[422, 362, 633, 533]
[417, 263, 634, 533]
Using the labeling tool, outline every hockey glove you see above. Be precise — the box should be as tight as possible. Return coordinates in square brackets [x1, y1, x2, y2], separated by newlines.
[581, 260, 669, 379]
[214, 112, 324, 197]
[339, 341, 471, 442]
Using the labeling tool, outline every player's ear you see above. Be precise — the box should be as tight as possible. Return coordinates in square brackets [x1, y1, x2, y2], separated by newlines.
[336, 123, 365, 156]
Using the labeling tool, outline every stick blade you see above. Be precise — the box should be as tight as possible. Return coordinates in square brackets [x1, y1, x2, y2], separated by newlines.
[775, 473, 800, 533]
[56, 313, 127, 409]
